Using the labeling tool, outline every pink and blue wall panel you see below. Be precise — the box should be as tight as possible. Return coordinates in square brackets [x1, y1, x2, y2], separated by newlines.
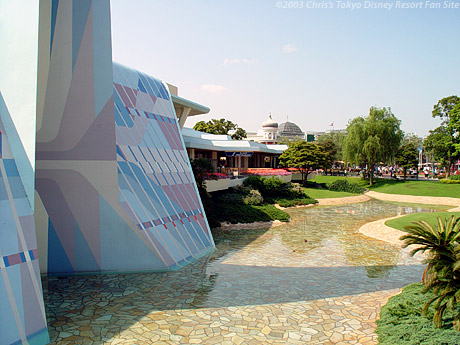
[0, 95, 49, 345]
[113, 63, 214, 270]
[35, 0, 214, 275]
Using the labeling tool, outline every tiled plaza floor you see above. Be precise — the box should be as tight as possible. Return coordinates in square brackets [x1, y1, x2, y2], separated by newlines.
[43, 199, 442, 344]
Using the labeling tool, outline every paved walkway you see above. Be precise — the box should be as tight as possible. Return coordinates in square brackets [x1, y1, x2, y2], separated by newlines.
[365, 191, 460, 211]
[317, 194, 371, 206]
[43, 194, 449, 345]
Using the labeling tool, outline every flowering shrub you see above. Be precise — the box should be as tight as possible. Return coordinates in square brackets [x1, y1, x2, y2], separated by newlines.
[203, 172, 229, 180]
[245, 168, 292, 176]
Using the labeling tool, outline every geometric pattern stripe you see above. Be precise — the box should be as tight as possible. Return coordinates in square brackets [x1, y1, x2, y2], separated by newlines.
[0, 97, 50, 345]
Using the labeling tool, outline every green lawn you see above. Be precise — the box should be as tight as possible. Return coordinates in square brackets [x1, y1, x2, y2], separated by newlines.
[369, 180, 460, 198]
[310, 175, 460, 198]
[303, 187, 356, 199]
[310, 175, 367, 186]
[385, 212, 460, 231]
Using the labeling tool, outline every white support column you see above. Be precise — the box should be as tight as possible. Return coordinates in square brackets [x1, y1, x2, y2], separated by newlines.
[178, 107, 191, 129]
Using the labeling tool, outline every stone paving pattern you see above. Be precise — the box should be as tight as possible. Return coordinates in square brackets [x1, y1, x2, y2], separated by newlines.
[42, 195, 457, 344]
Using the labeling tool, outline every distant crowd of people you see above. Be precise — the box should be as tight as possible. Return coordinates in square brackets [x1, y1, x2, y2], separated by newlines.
[325, 164, 445, 179]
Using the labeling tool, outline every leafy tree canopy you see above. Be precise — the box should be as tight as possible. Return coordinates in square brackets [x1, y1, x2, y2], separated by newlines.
[317, 132, 346, 162]
[344, 107, 403, 185]
[429, 96, 460, 175]
[395, 142, 419, 180]
[279, 141, 327, 185]
[450, 103, 460, 155]
[432, 95, 460, 124]
[317, 139, 337, 171]
[193, 118, 247, 140]
[424, 126, 459, 173]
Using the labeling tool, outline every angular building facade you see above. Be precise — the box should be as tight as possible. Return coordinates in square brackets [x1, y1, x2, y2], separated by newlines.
[35, 0, 214, 275]
[0, 94, 50, 345]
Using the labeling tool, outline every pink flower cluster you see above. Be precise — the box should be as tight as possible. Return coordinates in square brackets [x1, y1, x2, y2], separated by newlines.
[245, 168, 292, 176]
[204, 172, 229, 180]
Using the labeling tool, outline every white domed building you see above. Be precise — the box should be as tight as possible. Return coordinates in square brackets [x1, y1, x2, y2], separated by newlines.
[246, 114, 306, 143]
[246, 113, 280, 144]
[278, 121, 306, 140]
[260, 114, 279, 144]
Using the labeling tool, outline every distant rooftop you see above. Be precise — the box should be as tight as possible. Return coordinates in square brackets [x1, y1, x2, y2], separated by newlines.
[182, 127, 287, 154]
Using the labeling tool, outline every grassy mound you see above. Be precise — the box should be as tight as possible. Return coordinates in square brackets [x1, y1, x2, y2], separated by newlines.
[377, 283, 460, 345]
[385, 212, 460, 231]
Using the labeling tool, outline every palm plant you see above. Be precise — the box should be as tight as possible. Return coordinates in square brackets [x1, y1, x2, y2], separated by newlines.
[400, 215, 460, 330]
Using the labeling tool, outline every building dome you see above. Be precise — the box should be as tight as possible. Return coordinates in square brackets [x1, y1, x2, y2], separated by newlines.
[278, 121, 303, 136]
[261, 114, 278, 129]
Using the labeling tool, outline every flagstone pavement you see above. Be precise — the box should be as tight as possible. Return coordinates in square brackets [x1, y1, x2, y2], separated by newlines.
[43, 194, 458, 345]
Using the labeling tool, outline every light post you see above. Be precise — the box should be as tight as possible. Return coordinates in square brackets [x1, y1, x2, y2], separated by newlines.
[417, 146, 424, 170]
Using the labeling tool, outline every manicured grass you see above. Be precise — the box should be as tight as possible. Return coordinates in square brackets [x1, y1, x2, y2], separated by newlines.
[311, 175, 460, 198]
[377, 283, 460, 345]
[303, 187, 356, 199]
[369, 179, 460, 198]
[385, 212, 460, 231]
[377, 200, 451, 211]
[311, 175, 367, 187]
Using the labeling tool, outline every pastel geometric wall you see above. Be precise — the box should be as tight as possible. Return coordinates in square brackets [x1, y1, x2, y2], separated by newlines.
[0, 94, 50, 345]
[0, 0, 39, 207]
[113, 63, 214, 269]
[35, 0, 214, 275]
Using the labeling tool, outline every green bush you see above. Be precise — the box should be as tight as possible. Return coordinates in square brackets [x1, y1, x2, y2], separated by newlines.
[328, 179, 366, 194]
[244, 176, 304, 198]
[203, 196, 290, 227]
[449, 175, 460, 181]
[232, 185, 255, 196]
[218, 193, 243, 204]
[242, 189, 264, 205]
[253, 204, 290, 222]
[243, 175, 264, 191]
[223, 185, 264, 205]
[377, 283, 460, 345]
[441, 178, 460, 184]
[272, 197, 318, 208]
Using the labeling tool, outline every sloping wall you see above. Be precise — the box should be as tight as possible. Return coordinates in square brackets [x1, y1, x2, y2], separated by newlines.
[0, 94, 49, 345]
[113, 63, 214, 269]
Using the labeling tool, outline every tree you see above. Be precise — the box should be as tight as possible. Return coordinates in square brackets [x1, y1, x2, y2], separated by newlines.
[190, 158, 216, 196]
[450, 103, 460, 155]
[278, 141, 327, 185]
[395, 142, 419, 180]
[193, 118, 247, 140]
[431, 96, 460, 176]
[317, 139, 337, 175]
[432, 95, 460, 123]
[400, 216, 460, 330]
[316, 131, 346, 162]
[424, 126, 459, 176]
[344, 107, 403, 185]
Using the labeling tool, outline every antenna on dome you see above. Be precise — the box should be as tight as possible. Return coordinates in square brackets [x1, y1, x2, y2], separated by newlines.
[287, 115, 289, 122]
[269, 112, 272, 119]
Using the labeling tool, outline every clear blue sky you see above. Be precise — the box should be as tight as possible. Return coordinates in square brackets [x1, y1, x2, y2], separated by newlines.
[111, 0, 460, 136]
